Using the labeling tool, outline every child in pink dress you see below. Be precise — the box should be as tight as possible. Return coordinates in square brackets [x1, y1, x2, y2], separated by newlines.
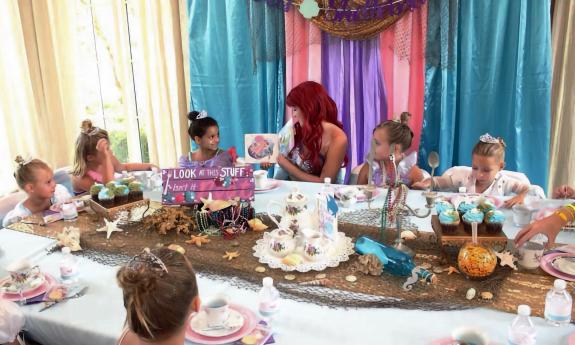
[413, 134, 531, 208]
[357, 112, 426, 187]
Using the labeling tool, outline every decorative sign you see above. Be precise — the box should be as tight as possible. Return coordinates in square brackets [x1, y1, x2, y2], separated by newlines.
[161, 167, 255, 205]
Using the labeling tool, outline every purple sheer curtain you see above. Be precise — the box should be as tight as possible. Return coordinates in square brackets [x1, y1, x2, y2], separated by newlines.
[321, 33, 388, 180]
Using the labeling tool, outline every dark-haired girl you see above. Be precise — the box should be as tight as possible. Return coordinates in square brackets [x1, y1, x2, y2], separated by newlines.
[357, 112, 426, 187]
[179, 110, 233, 168]
[277, 81, 348, 183]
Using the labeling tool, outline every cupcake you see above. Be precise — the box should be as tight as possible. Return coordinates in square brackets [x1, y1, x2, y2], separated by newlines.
[128, 181, 143, 202]
[457, 201, 477, 218]
[90, 183, 103, 202]
[439, 210, 460, 234]
[114, 185, 129, 205]
[118, 176, 134, 186]
[435, 200, 455, 215]
[477, 198, 496, 213]
[485, 210, 505, 234]
[462, 208, 484, 234]
[98, 187, 115, 208]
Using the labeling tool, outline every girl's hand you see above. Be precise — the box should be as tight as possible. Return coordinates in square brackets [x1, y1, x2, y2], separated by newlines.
[148, 163, 159, 171]
[260, 162, 274, 170]
[553, 185, 575, 199]
[515, 213, 564, 247]
[276, 155, 288, 168]
[503, 194, 526, 208]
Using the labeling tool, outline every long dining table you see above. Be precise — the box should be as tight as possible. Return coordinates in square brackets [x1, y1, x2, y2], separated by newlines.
[1, 180, 574, 345]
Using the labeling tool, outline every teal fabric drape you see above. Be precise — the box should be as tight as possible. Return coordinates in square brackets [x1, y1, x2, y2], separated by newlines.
[187, 0, 285, 156]
[420, 0, 552, 189]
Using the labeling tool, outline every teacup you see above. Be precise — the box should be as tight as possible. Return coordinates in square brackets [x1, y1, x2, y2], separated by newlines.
[512, 204, 532, 227]
[267, 228, 296, 257]
[517, 241, 544, 270]
[235, 157, 246, 167]
[6, 259, 41, 286]
[204, 296, 230, 328]
[254, 170, 269, 189]
[451, 327, 489, 345]
[302, 233, 331, 262]
[61, 202, 78, 221]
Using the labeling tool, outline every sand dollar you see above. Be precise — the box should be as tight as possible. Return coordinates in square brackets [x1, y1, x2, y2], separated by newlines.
[345, 275, 357, 282]
[284, 274, 296, 281]
[255, 266, 266, 273]
[315, 273, 327, 279]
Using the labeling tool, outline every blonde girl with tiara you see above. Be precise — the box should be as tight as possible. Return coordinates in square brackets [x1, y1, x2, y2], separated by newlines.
[3, 156, 71, 227]
[71, 120, 157, 194]
[357, 112, 426, 187]
[412, 133, 531, 207]
[116, 248, 199, 345]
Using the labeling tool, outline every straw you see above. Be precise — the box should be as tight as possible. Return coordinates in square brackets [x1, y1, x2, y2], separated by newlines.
[471, 222, 478, 244]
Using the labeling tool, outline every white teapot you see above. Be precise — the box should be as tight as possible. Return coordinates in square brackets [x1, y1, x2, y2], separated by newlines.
[267, 188, 317, 233]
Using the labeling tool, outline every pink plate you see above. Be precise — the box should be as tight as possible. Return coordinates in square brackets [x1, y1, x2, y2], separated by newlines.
[0, 273, 56, 301]
[185, 304, 258, 345]
[540, 252, 575, 282]
[254, 180, 280, 193]
[568, 331, 575, 345]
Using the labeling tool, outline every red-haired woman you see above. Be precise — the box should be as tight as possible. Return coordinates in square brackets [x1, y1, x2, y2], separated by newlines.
[276, 81, 348, 183]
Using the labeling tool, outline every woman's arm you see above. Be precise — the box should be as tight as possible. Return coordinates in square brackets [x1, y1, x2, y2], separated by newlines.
[72, 174, 96, 193]
[515, 203, 575, 247]
[278, 131, 348, 183]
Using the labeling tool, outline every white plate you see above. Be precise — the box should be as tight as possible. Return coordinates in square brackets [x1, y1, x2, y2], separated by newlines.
[190, 308, 244, 338]
[552, 257, 575, 276]
[254, 180, 280, 193]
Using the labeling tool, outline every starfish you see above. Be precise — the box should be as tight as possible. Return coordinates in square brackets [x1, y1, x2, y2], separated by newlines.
[96, 218, 122, 240]
[496, 250, 518, 270]
[447, 266, 460, 275]
[223, 251, 240, 261]
[185, 234, 211, 247]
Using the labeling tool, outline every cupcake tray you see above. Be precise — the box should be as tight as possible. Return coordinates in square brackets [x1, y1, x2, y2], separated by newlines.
[88, 198, 149, 221]
[431, 216, 508, 261]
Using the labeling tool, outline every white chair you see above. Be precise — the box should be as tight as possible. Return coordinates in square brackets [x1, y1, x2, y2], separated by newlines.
[348, 164, 364, 185]
[0, 191, 26, 228]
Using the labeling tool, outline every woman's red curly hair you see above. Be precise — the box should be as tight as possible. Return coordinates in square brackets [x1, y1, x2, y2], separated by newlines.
[286, 81, 348, 174]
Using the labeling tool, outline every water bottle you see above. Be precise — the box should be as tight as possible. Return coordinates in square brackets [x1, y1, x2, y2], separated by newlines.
[544, 279, 572, 326]
[322, 177, 334, 197]
[507, 304, 536, 345]
[59, 247, 80, 289]
[258, 277, 280, 328]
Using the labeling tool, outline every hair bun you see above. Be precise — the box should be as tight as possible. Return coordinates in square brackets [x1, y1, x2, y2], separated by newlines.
[188, 111, 200, 121]
[14, 155, 25, 165]
[117, 266, 158, 295]
[81, 119, 93, 134]
[399, 112, 411, 125]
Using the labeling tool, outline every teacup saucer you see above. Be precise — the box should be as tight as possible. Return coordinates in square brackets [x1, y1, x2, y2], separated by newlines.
[254, 180, 280, 193]
[0, 274, 45, 294]
[190, 308, 244, 337]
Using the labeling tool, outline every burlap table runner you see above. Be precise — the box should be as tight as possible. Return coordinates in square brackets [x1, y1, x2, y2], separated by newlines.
[7, 204, 573, 318]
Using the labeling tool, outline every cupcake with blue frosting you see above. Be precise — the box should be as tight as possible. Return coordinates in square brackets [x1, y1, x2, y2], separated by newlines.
[435, 200, 455, 215]
[485, 210, 505, 234]
[98, 187, 115, 208]
[457, 201, 477, 218]
[439, 209, 460, 234]
[462, 208, 484, 234]
[90, 183, 103, 202]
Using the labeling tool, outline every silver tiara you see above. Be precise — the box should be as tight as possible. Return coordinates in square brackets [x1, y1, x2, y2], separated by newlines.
[479, 133, 500, 144]
[196, 110, 208, 119]
[128, 248, 168, 275]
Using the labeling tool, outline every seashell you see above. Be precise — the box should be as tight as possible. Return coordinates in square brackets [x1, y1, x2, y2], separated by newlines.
[284, 274, 296, 281]
[466, 288, 476, 300]
[167, 244, 185, 254]
[299, 279, 332, 287]
[400, 230, 417, 240]
[419, 262, 432, 270]
[255, 266, 266, 273]
[315, 273, 327, 279]
[433, 266, 446, 274]
[248, 218, 268, 232]
[480, 291, 493, 300]
[345, 275, 357, 282]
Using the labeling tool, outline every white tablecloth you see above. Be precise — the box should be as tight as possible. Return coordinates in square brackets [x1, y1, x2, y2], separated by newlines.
[1, 181, 574, 345]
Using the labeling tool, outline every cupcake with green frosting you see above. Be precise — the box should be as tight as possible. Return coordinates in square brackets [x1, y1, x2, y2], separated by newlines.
[98, 187, 115, 208]
[485, 210, 505, 234]
[90, 183, 103, 202]
[462, 208, 484, 234]
[477, 198, 496, 213]
[114, 185, 129, 205]
[128, 181, 143, 202]
[439, 209, 460, 234]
